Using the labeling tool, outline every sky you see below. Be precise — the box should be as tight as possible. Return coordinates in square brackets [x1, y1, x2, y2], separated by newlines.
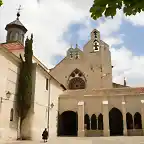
[0, 0, 144, 87]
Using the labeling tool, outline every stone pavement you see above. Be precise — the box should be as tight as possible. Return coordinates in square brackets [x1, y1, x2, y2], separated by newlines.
[1, 136, 144, 144]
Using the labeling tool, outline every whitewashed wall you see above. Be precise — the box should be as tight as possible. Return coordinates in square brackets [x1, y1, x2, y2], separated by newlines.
[49, 79, 63, 138]
[32, 65, 63, 140]
[31, 66, 49, 141]
[0, 49, 20, 140]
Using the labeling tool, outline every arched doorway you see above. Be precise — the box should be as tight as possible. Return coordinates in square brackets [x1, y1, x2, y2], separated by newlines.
[109, 108, 123, 136]
[134, 112, 142, 129]
[59, 111, 78, 136]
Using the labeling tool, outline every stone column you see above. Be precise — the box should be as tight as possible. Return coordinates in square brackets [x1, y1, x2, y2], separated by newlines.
[78, 101, 85, 137]
[141, 100, 144, 135]
[122, 96, 127, 136]
[102, 100, 109, 136]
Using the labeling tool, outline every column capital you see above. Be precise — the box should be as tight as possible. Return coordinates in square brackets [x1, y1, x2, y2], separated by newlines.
[78, 101, 84, 106]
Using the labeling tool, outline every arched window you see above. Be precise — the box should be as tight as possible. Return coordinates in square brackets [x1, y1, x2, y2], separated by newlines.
[134, 112, 142, 129]
[7, 31, 12, 40]
[126, 112, 133, 129]
[69, 77, 85, 89]
[84, 114, 90, 130]
[15, 32, 19, 41]
[10, 32, 15, 41]
[68, 69, 86, 90]
[91, 114, 97, 130]
[21, 34, 24, 42]
[98, 113, 103, 130]
[10, 108, 14, 121]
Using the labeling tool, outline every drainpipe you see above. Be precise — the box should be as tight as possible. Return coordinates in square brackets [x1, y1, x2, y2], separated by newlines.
[47, 77, 51, 137]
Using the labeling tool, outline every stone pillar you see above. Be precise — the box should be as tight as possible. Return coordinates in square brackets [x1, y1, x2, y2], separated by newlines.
[78, 101, 85, 137]
[122, 96, 127, 136]
[141, 101, 144, 135]
[102, 100, 109, 136]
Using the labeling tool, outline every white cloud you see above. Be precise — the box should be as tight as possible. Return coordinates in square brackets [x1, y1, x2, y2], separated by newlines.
[111, 47, 144, 86]
[0, 0, 88, 68]
[97, 11, 123, 36]
[125, 12, 144, 26]
[1, 0, 144, 86]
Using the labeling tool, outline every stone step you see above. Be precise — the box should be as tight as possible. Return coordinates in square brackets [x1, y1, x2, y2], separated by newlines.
[48, 136, 144, 144]
[1, 136, 144, 144]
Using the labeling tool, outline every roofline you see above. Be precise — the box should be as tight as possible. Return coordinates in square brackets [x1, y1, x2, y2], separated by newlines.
[0, 43, 66, 90]
[36, 63, 66, 90]
[32, 55, 66, 90]
[5, 24, 27, 33]
[0, 44, 21, 64]
[32, 55, 50, 72]
[49, 57, 67, 73]
[112, 82, 129, 87]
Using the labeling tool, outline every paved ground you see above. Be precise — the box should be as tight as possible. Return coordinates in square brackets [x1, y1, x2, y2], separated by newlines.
[1, 136, 144, 144]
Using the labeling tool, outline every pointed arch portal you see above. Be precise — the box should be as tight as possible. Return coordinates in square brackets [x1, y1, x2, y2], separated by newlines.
[58, 111, 78, 136]
[109, 108, 123, 136]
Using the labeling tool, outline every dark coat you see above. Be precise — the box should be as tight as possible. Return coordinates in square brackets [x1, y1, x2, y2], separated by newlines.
[42, 130, 48, 140]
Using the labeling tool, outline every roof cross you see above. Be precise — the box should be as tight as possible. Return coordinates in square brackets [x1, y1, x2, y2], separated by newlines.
[16, 5, 22, 19]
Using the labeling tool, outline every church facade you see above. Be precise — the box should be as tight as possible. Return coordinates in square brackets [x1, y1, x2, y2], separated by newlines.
[50, 29, 144, 137]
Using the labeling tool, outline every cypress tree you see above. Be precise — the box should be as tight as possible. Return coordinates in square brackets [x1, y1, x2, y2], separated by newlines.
[16, 34, 33, 140]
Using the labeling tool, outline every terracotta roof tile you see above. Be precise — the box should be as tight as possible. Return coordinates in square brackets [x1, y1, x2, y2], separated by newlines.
[0, 42, 24, 52]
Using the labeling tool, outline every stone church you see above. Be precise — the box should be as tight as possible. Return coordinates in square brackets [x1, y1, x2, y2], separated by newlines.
[0, 10, 144, 142]
[50, 28, 144, 137]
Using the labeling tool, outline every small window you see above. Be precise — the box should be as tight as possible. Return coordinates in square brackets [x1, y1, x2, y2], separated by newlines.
[69, 51, 73, 59]
[15, 32, 19, 41]
[10, 108, 14, 121]
[75, 52, 79, 59]
[46, 78, 49, 90]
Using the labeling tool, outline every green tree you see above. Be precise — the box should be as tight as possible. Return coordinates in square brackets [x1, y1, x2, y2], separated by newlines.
[0, 0, 3, 6]
[90, 0, 144, 20]
[16, 34, 33, 140]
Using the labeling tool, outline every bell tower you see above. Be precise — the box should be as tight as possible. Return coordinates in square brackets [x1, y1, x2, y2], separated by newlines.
[5, 6, 27, 44]
[91, 29, 100, 52]
[83, 29, 113, 88]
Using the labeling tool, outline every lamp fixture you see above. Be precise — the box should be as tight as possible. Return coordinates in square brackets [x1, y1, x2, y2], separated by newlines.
[6, 91, 11, 99]
[49, 103, 54, 109]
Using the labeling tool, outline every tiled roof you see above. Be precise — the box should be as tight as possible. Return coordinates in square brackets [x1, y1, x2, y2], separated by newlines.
[0, 42, 24, 52]
[8, 19, 25, 27]
[5, 19, 27, 33]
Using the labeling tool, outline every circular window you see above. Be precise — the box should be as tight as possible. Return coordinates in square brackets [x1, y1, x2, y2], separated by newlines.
[68, 77, 85, 90]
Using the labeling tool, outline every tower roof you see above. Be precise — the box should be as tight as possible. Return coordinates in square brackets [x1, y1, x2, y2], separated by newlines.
[5, 12, 27, 33]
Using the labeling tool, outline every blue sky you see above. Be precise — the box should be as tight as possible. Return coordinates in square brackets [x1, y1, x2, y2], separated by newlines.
[53, 18, 144, 65]
[119, 20, 144, 55]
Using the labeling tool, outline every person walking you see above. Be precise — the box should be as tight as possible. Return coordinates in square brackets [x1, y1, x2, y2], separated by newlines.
[42, 128, 48, 142]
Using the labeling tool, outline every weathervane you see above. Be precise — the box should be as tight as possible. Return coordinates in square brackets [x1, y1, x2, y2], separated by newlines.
[16, 5, 22, 20]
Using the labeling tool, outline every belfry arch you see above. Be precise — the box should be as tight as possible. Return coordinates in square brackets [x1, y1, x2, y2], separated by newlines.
[68, 68, 86, 90]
